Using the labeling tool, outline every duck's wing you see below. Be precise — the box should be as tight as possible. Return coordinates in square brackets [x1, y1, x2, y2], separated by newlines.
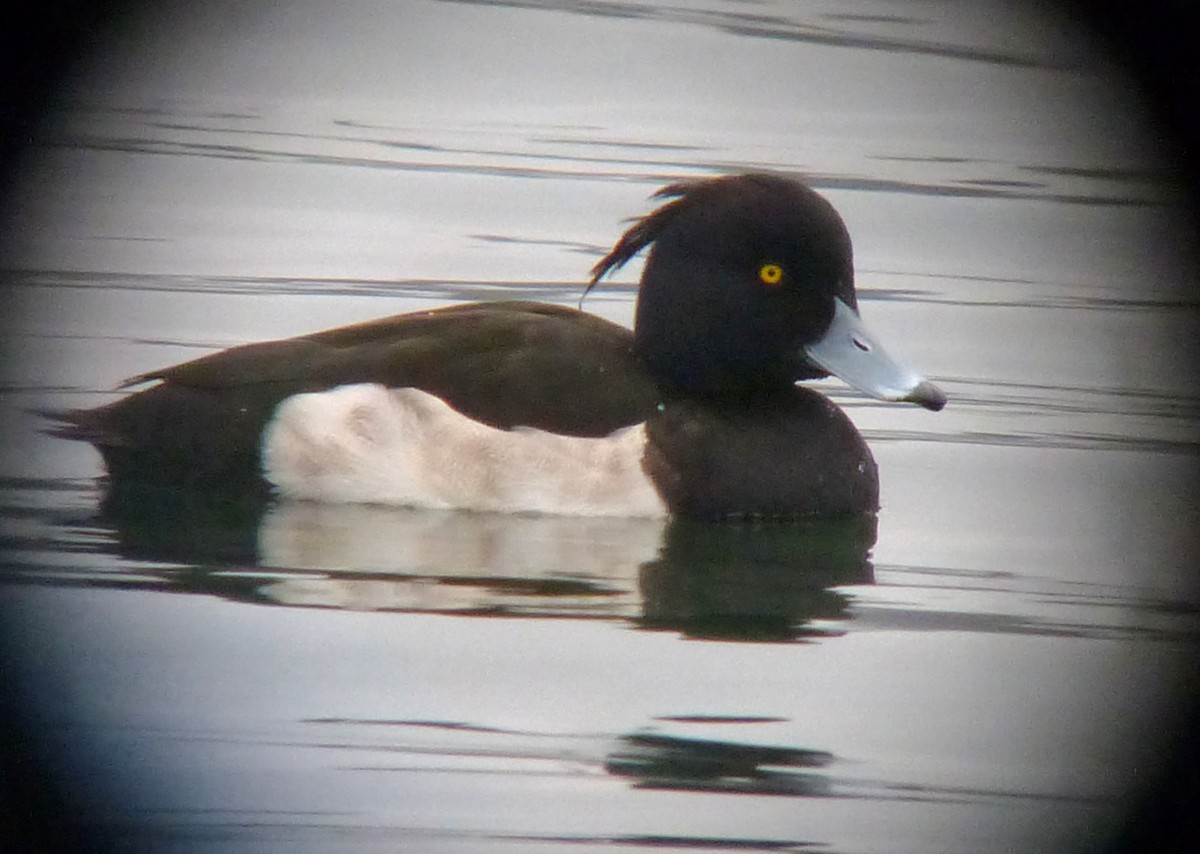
[52, 301, 659, 486]
[125, 301, 656, 434]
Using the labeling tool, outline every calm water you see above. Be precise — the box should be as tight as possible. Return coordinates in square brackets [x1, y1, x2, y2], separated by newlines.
[2, 1, 1198, 852]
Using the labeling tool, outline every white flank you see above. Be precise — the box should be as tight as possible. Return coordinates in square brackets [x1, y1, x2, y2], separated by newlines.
[261, 384, 668, 517]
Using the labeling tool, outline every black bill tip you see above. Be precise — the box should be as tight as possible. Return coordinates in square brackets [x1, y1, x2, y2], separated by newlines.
[905, 380, 947, 412]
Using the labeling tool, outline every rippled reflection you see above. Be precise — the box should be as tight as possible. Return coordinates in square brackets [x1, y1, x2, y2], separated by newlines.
[3, 478, 878, 641]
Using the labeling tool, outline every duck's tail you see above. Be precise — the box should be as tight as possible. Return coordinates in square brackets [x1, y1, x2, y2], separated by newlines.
[35, 403, 130, 447]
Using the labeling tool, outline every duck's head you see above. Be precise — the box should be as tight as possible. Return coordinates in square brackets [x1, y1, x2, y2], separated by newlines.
[590, 173, 945, 411]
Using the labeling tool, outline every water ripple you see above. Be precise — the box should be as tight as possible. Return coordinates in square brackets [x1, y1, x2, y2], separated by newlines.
[432, 0, 1069, 69]
[42, 103, 1178, 208]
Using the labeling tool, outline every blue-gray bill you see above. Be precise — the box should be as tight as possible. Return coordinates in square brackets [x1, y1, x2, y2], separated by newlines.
[803, 298, 947, 412]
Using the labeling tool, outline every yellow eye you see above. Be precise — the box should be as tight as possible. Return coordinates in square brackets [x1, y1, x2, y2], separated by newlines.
[758, 263, 784, 286]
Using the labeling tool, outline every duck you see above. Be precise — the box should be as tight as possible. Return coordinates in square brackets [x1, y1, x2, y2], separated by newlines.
[52, 173, 945, 520]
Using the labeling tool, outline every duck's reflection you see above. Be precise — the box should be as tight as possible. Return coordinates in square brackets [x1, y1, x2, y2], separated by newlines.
[639, 515, 875, 640]
[90, 490, 876, 640]
[97, 482, 267, 565]
[257, 504, 662, 616]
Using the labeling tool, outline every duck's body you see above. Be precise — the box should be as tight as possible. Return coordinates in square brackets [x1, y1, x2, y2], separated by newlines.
[53, 174, 944, 519]
[63, 301, 659, 493]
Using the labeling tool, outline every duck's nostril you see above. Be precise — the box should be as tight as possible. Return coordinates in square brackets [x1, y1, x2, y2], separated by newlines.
[852, 336, 870, 352]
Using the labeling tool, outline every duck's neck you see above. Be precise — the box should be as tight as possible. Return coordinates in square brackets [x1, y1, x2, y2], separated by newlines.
[634, 332, 796, 399]
[634, 268, 800, 399]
